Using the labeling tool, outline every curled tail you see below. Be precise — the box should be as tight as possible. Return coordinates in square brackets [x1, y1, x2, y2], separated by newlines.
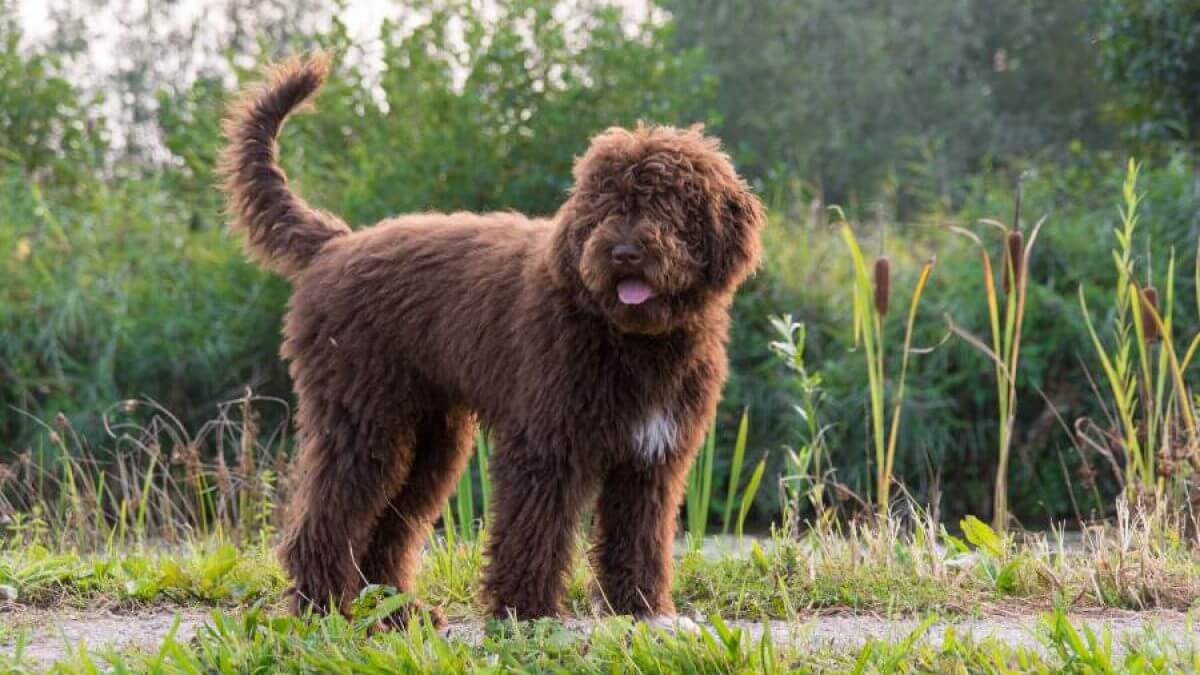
[218, 53, 350, 277]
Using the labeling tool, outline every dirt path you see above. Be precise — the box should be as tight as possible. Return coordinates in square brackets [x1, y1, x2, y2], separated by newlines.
[1, 606, 212, 667]
[3, 606, 1195, 668]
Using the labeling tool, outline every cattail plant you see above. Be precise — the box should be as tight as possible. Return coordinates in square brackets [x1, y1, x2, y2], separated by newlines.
[1078, 160, 1199, 509]
[874, 256, 891, 317]
[1003, 230, 1024, 296]
[947, 183, 1045, 532]
[840, 213, 935, 520]
[1140, 286, 1160, 345]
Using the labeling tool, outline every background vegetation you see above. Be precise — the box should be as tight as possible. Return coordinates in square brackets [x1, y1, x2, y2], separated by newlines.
[3, 0, 1200, 530]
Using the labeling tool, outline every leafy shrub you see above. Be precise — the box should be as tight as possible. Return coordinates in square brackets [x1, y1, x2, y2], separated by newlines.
[1099, 0, 1200, 146]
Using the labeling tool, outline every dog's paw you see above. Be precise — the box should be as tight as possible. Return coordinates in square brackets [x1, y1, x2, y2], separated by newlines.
[641, 614, 703, 635]
[286, 586, 341, 618]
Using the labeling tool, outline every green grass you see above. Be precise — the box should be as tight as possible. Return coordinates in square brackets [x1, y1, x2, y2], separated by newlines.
[6, 506, 1199, 619]
[4, 602, 1200, 673]
[686, 409, 768, 550]
[4, 507, 1200, 670]
[0, 540, 285, 608]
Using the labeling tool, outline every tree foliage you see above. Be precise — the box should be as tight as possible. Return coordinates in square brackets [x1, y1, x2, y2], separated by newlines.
[1099, 0, 1200, 145]
[661, 0, 1110, 206]
[0, 3, 104, 187]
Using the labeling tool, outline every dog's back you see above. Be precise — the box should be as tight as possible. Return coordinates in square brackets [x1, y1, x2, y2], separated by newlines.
[283, 210, 562, 412]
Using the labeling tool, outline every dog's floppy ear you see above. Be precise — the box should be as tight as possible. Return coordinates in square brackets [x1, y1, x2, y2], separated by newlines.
[706, 182, 765, 292]
[548, 204, 586, 289]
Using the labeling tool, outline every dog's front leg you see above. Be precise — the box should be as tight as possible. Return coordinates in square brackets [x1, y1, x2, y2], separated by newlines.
[589, 453, 693, 619]
[482, 445, 591, 620]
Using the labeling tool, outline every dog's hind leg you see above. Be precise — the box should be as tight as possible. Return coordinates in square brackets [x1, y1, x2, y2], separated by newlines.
[277, 376, 421, 618]
[359, 406, 476, 629]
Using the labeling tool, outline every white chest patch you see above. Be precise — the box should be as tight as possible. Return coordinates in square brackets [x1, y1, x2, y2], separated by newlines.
[632, 410, 678, 462]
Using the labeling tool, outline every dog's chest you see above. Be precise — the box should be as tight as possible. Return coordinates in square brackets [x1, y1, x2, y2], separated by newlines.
[630, 407, 679, 463]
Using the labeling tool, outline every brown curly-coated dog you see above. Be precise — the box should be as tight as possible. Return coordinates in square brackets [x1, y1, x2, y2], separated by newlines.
[218, 54, 765, 628]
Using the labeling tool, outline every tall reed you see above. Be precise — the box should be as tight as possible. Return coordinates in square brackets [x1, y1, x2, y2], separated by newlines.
[840, 217, 935, 520]
[946, 188, 1045, 531]
[0, 394, 292, 549]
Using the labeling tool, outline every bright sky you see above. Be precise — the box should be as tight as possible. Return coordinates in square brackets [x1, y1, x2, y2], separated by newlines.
[16, 1, 654, 57]
[15, 0, 655, 100]
[15, 0, 654, 152]
[16, 2, 414, 75]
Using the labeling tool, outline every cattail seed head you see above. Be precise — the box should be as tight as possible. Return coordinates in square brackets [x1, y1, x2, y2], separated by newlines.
[1003, 230, 1024, 295]
[1141, 286, 1160, 344]
[183, 443, 201, 486]
[239, 410, 258, 483]
[873, 256, 891, 317]
[216, 451, 234, 498]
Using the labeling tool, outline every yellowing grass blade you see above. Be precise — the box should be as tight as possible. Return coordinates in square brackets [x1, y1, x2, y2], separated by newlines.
[884, 258, 935, 482]
[1080, 286, 1143, 469]
[1140, 287, 1197, 437]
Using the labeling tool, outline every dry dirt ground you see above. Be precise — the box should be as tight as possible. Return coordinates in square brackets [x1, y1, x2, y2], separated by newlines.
[1, 606, 1195, 668]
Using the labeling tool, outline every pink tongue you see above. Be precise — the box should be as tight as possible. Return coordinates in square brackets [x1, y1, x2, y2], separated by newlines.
[617, 280, 655, 305]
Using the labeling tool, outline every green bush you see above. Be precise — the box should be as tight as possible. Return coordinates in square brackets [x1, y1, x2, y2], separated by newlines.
[1099, 0, 1200, 146]
[662, 0, 1111, 207]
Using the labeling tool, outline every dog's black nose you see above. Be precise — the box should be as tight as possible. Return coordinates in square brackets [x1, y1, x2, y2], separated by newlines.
[611, 243, 644, 265]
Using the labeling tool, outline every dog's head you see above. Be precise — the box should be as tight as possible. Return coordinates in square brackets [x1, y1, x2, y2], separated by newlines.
[549, 124, 765, 335]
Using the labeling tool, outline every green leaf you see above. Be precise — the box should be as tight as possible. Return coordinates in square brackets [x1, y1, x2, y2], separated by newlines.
[721, 408, 750, 533]
[199, 545, 238, 587]
[735, 454, 768, 543]
[960, 515, 1004, 558]
[996, 560, 1021, 594]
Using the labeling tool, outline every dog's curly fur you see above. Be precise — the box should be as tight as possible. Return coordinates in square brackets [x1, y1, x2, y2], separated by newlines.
[218, 54, 765, 625]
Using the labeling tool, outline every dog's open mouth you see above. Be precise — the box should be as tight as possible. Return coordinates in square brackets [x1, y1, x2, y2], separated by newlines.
[617, 278, 656, 305]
